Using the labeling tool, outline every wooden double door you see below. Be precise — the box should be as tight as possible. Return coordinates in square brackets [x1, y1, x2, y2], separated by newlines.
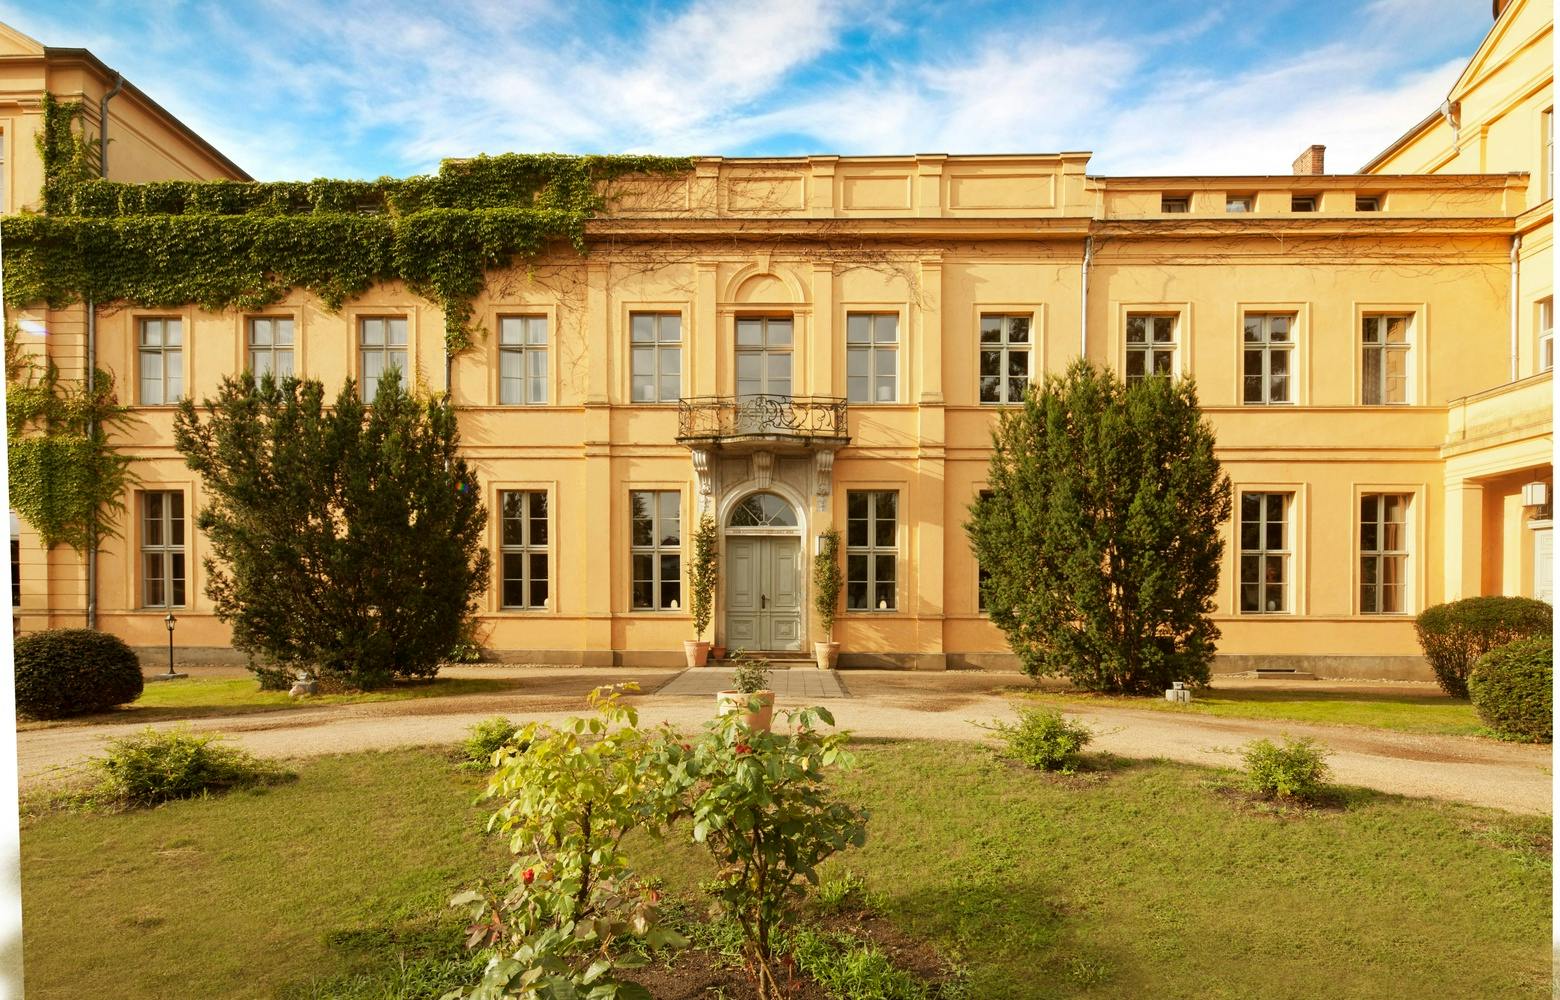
[724, 535, 803, 652]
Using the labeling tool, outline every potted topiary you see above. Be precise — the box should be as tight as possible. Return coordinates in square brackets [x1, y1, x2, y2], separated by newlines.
[715, 649, 774, 731]
[812, 527, 843, 669]
[685, 512, 718, 668]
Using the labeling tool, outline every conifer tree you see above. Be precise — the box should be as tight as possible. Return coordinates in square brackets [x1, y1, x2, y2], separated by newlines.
[967, 360, 1231, 694]
[174, 370, 491, 689]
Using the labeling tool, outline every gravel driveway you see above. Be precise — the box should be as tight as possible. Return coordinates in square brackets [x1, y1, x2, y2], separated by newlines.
[16, 666, 1552, 815]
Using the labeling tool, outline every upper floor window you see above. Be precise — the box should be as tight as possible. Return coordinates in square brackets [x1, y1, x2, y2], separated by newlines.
[138, 318, 183, 405]
[1355, 195, 1382, 212]
[846, 313, 898, 403]
[247, 317, 295, 380]
[1543, 107, 1553, 202]
[1291, 195, 1317, 212]
[1161, 195, 1189, 213]
[1361, 314, 1410, 404]
[630, 490, 681, 611]
[630, 313, 680, 403]
[141, 490, 186, 608]
[1360, 493, 1409, 614]
[979, 314, 1031, 404]
[1242, 313, 1294, 404]
[735, 317, 792, 397]
[499, 316, 548, 405]
[1126, 313, 1177, 384]
[1239, 493, 1291, 614]
[1225, 195, 1253, 213]
[846, 490, 897, 612]
[500, 490, 549, 610]
[1540, 298, 1553, 373]
[359, 317, 408, 399]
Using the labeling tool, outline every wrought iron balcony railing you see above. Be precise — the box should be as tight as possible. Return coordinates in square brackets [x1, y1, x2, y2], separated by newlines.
[676, 394, 849, 445]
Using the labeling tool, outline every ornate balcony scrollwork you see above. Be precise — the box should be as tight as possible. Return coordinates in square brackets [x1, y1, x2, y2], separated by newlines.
[676, 394, 849, 448]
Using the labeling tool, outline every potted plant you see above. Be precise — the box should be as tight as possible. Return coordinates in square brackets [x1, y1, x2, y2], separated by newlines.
[715, 650, 774, 732]
[685, 512, 718, 668]
[812, 526, 843, 669]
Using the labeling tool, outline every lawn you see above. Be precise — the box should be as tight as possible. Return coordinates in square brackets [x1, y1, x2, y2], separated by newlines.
[1016, 684, 1488, 737]
[19, 741, 1551, 999]
[17, 674, 524, 729]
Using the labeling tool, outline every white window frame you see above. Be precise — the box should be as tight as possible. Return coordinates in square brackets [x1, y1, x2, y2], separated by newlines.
[499, 315, 548, 405]
[846, 313, 899, 403]
[735, 316, 794, 398]
[845, 490, 898, 612]
[1238, 492, 1291, 614]
[1539, 297, 1553, 373]
[630, 490, 681, 611]
[1543, 107, 1553, 203]
[978, 314, 1032, 404]
[1125, 313, 1178, 384]
[1359, 493, 1410, 615]
[358, 316, 408, 399]
[630, 312, 681, 403]
[499, 490, 549, 610]
[1356, 195, 1382, 212]
[138, 317, 184, 405]
[140, 490, 186, 609]
[247, 316, 295, 380]
[1225, 194, 1253, 213]
[1242, 313, 1295, 405]
[1361, 313, 1412, 405]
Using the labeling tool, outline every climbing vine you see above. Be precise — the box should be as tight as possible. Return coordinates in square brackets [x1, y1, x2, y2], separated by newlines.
[7, 95, 694, 352]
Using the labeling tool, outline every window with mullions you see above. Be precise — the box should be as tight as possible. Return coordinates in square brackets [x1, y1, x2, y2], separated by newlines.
[1126, 314, 1177, 384]
[499, 316, 548, 404]
[846, 313, 898, 403]
[631, 313, 681, 402]
[978, 314, 1031, 404]
[1242, 314, 1294, 404]
[1360, 493, 1409, 614]
[1361, 314, 1410, 404]
[138, 318, 184, 404]
[1239, 493, 1291, 614]
[141, 491, 186, 608]
[846, 491, 897, 611]
[359, 317, 408, 398]
[630, 490, 681, 610]
[247, 317, 295, 380]
[735, 316, 793, 397]
[500, 491, 549, 609]
[1539, 298, 1553, 373]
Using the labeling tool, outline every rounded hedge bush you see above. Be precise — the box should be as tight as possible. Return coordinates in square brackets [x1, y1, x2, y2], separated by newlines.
[1413, 596, 1551, 698]
[1468, 636, 1553, 743]
[15, 629, 144, 719]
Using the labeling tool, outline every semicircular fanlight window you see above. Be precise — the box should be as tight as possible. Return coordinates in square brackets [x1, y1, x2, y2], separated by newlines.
[730, 492, 798, 528]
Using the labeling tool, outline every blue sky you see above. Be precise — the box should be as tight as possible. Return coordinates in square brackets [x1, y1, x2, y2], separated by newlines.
[4, 0, 1495, 181]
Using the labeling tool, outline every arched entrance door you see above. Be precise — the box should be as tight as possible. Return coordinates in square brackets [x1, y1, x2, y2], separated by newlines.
[724, 492, 803, 652]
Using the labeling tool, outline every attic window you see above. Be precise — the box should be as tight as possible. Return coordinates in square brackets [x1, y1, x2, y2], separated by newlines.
[1225, 194, 1254, 213]
[1161, 195, 1190, 213]
[1356, 195, 1383, 211]
[1291, 195, 1317, 212]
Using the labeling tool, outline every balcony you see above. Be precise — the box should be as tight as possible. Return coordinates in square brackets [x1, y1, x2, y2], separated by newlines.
[676, 394, 849, 451]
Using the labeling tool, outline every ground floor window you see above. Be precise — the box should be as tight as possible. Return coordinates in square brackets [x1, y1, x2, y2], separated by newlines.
[1360, 493, 1409, 614]
[846, 490, 897, 611]
[1239, 493, 1290, 613]
[500, 491, 549, 609]
[141, 491, 186, 608]
[630, 490, 681, 610]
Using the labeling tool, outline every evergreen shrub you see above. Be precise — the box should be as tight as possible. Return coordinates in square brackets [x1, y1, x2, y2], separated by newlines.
[1468, 636, 1553, 742]
[1414, 596, 1551, 698]
[14, 628, 143, 719]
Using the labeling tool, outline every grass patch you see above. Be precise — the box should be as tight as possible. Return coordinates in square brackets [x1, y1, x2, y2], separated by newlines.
[19, 742, 1551, 999]
[1016, 684, 1486, 736]
[18, 674, 525, 729]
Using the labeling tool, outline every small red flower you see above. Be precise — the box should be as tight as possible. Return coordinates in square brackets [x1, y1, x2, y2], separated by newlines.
[681, 742, 692, 752]
[735, 743, 752, 755]
[522, 867, 535, 885]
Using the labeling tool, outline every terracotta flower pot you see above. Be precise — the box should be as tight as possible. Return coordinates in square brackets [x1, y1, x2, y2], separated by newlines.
[814, 641, 840, 670]
[710, 644, 727, 662]
[683, 640, 710, 668]
[716, 689, 775, 732]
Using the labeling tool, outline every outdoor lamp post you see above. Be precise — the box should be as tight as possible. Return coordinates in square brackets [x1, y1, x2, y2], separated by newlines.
[164, 611, 177, 676]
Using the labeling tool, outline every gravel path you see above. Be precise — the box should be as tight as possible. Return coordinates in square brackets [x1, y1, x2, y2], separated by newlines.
[16, 667, 1552, 815]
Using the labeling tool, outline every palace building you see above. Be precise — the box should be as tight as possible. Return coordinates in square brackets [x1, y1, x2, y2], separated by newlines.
[5, 0, 1553, 677]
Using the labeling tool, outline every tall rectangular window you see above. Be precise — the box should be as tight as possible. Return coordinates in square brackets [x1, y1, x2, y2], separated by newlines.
[1361, 314, 1410, 404]
[141, 491, 186, 608]
[735, 317, 793, 397]
[359, 317, 408, 399]
[630, 490, 680, 610]
[1126, 313, 1177, 384]
[1360, 493, 1409, 614]
[1539, 297, 1553, 373]
[976, 489, 993, 613]
[1239, 493, 1290, 613]
[500, 491, 549, 609]
[138, 318, 184, 404]
[630, 313, 681, 403]
[846, 313, 898, 403]
[9, 511, 18, 609]
[499, 316, 547, 405]
[1543, 107, 1553, 203]
[1242, 313, 1294, 404]
[978, 314, 1030, 404]
[247, 317, 295, 379]
[846, 490, 897, 611]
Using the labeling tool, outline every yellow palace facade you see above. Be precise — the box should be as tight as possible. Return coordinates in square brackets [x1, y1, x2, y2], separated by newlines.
[7, 0, 1554, 677]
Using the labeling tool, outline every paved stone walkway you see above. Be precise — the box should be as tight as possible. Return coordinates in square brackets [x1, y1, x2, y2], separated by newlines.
[655, 666, 849, 699]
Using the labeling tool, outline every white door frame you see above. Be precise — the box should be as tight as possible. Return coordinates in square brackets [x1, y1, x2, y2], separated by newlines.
[718, 484, 808, 651]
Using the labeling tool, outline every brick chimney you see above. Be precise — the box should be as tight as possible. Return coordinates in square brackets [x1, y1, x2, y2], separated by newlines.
[1292, 144, 1325, 175]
